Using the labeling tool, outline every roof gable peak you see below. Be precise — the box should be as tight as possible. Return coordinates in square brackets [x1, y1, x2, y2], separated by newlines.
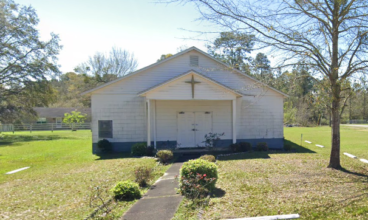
[81, 46, 287, 98]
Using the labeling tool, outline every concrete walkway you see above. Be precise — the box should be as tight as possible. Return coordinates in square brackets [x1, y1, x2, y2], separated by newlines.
[122, 162, 184, 220]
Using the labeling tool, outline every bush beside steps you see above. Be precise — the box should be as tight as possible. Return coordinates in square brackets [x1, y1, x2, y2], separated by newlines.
[156, 150, 173, 164]
[199, 154, 216, 162]
[179, 159, 218, 201]
[131, 143, 147, 156]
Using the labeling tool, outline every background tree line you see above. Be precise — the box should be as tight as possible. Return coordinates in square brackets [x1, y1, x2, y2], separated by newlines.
[2, 1, 368, 129]
[0, 0, 138, 123]
[205, 31, 368, 127]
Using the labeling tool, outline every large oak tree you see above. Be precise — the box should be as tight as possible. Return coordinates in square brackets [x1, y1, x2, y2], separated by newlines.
[0, 0, 61, 122]
[168, 0, 368, 169]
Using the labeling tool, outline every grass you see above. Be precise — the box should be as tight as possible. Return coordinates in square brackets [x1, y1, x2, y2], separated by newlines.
[0, 130, 170, 219]
[174, 126, 368, 220]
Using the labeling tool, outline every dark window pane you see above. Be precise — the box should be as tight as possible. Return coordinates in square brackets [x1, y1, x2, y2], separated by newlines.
[98, 120, 113, 138]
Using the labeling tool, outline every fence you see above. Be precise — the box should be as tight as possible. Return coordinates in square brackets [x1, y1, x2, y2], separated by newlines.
[0, 123, 91, 133]
[349, 120, 368, 124]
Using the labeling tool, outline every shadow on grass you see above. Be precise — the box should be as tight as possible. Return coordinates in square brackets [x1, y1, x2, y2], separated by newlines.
[0, 135, 77, 147]
[218, 139, 316, 161]
[338, 167, 368, 181]
[95, 152, 135, 160]
[218, 152, 271, 161]
[176, 154, 202, 162]
[211, 187, 226, 198]
[285, 139, 316, 153]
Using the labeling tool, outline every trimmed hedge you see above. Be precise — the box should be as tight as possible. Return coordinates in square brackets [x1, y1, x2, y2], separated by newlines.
[110, 180, 141, 201]
[156, 150, 173, 164]
[199, 154, 216, 162]
[131, 143, 147, 156]
[230, 142, 252, 152]
[256, 142, 269, 151]
[239, 142, 252, 152]
[97, 139, 112, 153]
[146, 146, 155, 156]
[230, 143, 240, 152]
[180, 159, 218, 191]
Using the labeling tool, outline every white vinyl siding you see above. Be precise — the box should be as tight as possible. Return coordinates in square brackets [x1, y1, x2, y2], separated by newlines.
[90, 49, 284, 145]
[91, 94, 146, 144]
[237, 96, 284, 139]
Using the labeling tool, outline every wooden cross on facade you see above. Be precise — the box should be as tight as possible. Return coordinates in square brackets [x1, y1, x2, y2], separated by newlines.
[185, 75, 201, 98]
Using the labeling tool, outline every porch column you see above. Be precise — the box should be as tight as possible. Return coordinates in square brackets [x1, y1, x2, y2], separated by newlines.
[153, 100, 157, 149]
[147, 99, 151, 147]
[232, 99, 236, 144]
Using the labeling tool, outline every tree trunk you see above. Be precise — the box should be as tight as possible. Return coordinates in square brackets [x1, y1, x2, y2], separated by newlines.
[364, 91, 366, 121]
[328, 3, 341, 169]
[349, 96, 351, 124]
[328, 95, 341, 169]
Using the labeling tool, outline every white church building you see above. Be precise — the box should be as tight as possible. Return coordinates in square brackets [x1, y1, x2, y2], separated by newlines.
[82, 47, 287, 153]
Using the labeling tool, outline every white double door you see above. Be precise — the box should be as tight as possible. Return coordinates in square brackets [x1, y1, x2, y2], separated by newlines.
[177, 111, 212, 147]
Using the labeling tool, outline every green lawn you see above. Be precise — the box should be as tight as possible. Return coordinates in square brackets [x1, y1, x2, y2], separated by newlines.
[0, 131, 169, 219]
[289, 126, 368, 159]
[174, 126, 368, 220]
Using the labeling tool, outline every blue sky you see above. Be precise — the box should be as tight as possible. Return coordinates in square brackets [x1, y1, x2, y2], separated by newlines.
[16, 0, 218, 73]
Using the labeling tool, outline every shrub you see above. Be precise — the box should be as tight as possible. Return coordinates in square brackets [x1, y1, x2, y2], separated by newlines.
[203, 132, 225, 148]
[239, 142, 252, 152]
[135, 166, 152, 187]
[110, 180, 141, 201]
[180, 159, 218, 195]
[230, 143, 240, 152]
[284, 144, 292, 151]
[156, 150, 173, 164]
[146, 146, 155, 156]
[97, 139, 113, 153]
[179, 172, 215, 204]
[256, 142, 269, 151]
[199, 154, 216, 162]
[131, 143, 147, 156]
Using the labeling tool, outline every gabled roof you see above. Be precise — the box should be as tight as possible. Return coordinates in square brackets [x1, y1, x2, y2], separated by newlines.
[81, 46, 288, 97]
[138, 70, 244, 97]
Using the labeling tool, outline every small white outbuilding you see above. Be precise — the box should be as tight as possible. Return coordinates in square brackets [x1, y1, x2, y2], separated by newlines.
[82, 47, 287, 153]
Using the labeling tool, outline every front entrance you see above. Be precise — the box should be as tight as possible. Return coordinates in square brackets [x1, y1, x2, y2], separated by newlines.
[177, 111, 212, 147]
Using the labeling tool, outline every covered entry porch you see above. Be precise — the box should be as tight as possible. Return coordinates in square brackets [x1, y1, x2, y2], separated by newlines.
[138, 70, 243, 149]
